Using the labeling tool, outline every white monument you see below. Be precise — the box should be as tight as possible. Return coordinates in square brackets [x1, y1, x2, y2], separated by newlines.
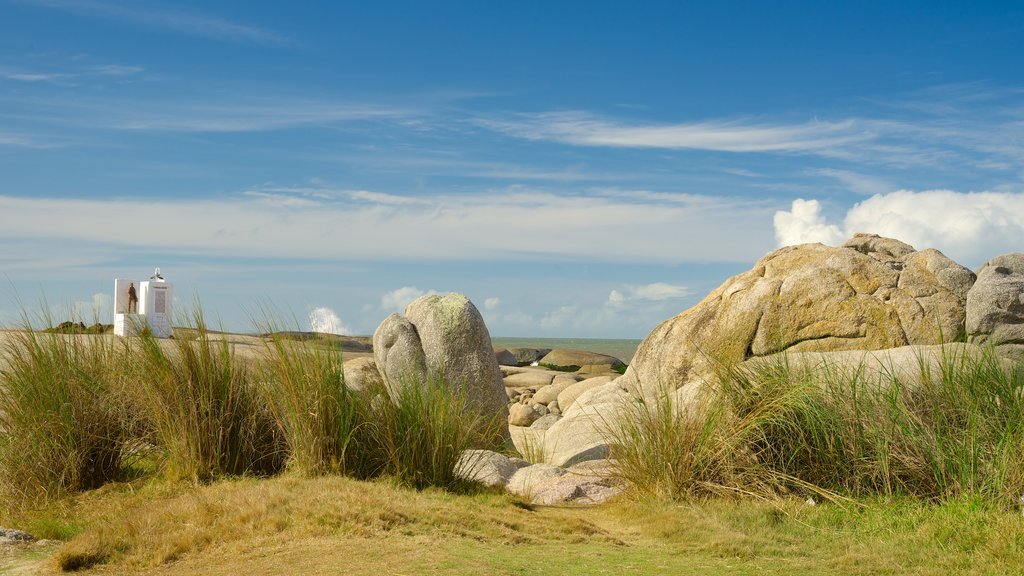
[113, 268, 173, 338]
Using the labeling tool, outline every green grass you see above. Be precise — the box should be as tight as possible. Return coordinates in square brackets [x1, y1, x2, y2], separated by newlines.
[259, 333, 368, 477]
[609, 344, 1024, 504]
[0, 325, 134, 510]
[132, 309, 285, 482]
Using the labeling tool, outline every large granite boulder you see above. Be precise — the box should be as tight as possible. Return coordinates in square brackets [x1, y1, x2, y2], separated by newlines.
[618, 234, 976, 400]
[536, 381, 631, 467]
[739, 343, 1007, 389]
[372, 313, 427, 398]
[967, 253, 1024, 360]
[373, 293, 508, 422]
[454, 449, 528, 488]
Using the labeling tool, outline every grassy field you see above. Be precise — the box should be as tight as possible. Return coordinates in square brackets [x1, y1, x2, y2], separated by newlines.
[3, 318, 1024, 574]
[4, 474, 1024, 575]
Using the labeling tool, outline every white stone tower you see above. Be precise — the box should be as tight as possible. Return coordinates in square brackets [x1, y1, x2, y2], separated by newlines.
[113, 268, 173, 338]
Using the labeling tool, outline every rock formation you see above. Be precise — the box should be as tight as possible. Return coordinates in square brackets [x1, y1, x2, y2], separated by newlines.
[967, 253, 1024, 360]
[617, 234, 976, 400]
[372, 293, 508, 422]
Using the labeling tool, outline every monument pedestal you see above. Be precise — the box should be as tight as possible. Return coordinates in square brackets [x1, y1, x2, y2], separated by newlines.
[113, 272, 174, 338]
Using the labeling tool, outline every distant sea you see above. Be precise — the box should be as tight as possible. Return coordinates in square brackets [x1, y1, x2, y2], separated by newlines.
[490, 337, 642, 364]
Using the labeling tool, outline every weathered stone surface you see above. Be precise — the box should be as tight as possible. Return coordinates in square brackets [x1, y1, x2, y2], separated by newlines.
[509, 425, 543, 459]
[556, 376, 615, 412]
[372, 313, 427, 399]
[509, 403, 544, 427]
[740, 343, 1008, 389]
[405, 293, 507, 417]
[618, 234, 976, 400]
[525, 472, 625, 506]
[530, 413, 561, 431]
[507, 347, 553, 365]
[507, 463, 566, 497]
[539, 349, 625, 371]
[968, 253, 1024, 360]
[532, 376, 581, 405]
[494, 348, 518, 366]
[342, 356, 383, 393]
[542, 381, 630, 467]
[502, 371, 557, 389]
[454, 449, 528, 488]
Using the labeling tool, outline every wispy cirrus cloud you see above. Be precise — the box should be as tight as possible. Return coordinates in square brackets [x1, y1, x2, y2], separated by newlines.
[17, 0, 288, 44]
[0, 63, 144, 83]
[477, 111, 871, 153]
[0, 187, 776, 266]
[5, 94, 415, 133]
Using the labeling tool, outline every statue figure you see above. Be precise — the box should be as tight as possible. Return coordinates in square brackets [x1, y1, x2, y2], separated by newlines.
[127, 282, 138, 313]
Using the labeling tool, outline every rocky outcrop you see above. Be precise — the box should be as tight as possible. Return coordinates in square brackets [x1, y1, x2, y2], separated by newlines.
[739, 343, 1006, 389]
[508, 347, 552, 366]
[968, 253, 1024, 360]
[618, 234, 976, 400]
[373, 293, 508, 421]
[539, 349, 625, 372]
[494, 348, 518, 366]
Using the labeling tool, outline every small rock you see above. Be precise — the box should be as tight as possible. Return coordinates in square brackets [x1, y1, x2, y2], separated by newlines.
[508, 402, 544, 427]
[530, 413, 561, 430]
[548, 400, 561, 416]
[0, 528, 35, 545]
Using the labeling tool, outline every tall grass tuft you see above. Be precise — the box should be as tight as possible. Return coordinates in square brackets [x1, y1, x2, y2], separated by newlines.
[607, 387, 792, 501]
[131, 309, 283, 482]
[366, 374, 504, 490]
[726, 346, 1024, 501]
[0, 325, 132, 509]
[260, 334, 371, 477]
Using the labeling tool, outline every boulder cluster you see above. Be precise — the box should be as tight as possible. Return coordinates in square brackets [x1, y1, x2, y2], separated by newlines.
[358, 234, 1023, 506]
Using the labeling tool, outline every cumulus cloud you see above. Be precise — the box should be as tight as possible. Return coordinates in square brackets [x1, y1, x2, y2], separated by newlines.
[774, 191, 1024, 267]
[484, 297, 501, 310]
[380, 286, 438, 313]
[773, 199, 845, 247]
[308, 307, 351, 335]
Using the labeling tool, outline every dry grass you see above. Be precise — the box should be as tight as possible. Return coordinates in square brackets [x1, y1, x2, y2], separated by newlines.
[18, 475, 1024, 575]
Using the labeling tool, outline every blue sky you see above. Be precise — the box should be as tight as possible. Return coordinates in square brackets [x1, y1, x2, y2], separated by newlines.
[2, 1, 1023, 338]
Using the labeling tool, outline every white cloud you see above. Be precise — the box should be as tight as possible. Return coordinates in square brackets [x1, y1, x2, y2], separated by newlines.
[607, 283, 689, 306]
[774, 191, 1024, 267]
[380, 286, 438, 313]
[478, 111, 870, 153]
[773, 199, 845, 247]
[308, 307, 351, 335]
[0, 189, 775, 265]
[484, 297, 500, 310]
